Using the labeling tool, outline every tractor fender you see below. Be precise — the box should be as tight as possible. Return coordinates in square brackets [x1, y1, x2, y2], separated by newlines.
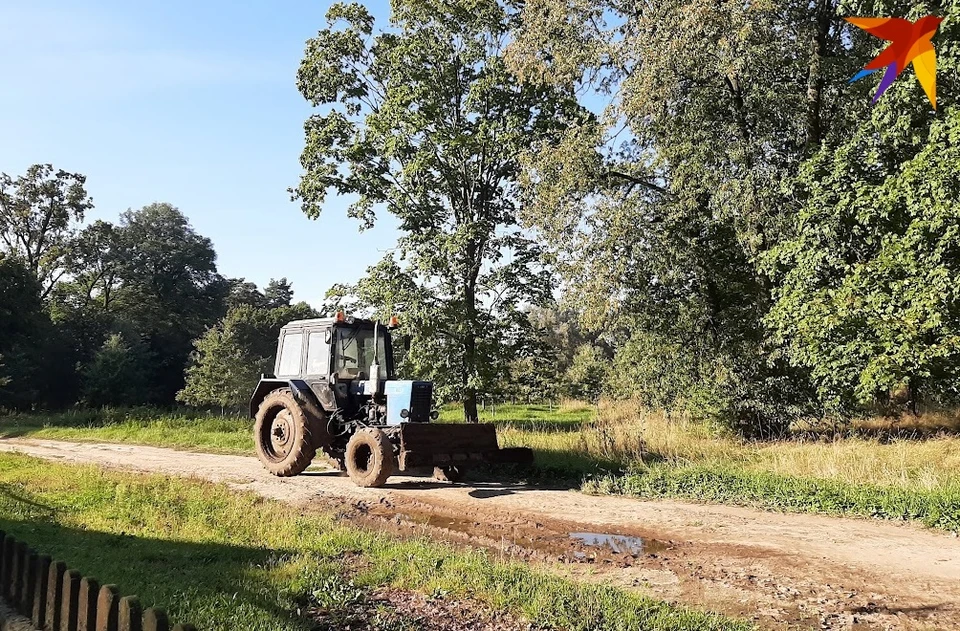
[249, 378, 326, 421]
[249, 378, 332, 450]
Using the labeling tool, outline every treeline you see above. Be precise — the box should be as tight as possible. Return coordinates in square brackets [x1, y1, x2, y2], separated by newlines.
[5, 0, 960, 437]
[0, 164, 314, 411]
[293, 0, 960, 434]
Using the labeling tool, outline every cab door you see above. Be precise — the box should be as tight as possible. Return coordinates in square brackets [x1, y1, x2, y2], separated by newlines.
[304, 328, 336, 411]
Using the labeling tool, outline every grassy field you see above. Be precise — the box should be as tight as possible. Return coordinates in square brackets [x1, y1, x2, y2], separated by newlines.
[4, 401, 960, 530]
[0, 407, 252, 453]
[0, 452, 746, 631]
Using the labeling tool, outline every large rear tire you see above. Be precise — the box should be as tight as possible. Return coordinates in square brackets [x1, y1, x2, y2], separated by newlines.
[254, 388, 317, 477]
[345, 428, 394, 487]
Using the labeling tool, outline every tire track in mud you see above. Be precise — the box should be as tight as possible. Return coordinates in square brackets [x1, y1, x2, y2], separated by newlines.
[1, 438, 957, 630]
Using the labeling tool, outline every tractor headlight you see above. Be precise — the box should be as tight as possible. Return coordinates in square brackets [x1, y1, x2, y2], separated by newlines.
[400, 409, 409, 419]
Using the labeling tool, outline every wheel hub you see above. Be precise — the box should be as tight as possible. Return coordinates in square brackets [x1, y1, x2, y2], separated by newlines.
[270, 410, 293, 457]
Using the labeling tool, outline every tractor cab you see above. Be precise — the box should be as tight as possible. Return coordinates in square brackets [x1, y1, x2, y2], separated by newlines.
[275, 315, 394, 382]
[272, 315, 394, 416]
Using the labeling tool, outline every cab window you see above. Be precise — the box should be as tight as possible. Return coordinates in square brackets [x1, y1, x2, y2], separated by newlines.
[277, 332, 303, 376]
[305, 330, 329, 376]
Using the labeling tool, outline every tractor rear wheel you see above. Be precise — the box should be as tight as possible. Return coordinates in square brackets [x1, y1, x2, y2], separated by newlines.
[254, 388, 317, 477]
[345, 428, 394, 487]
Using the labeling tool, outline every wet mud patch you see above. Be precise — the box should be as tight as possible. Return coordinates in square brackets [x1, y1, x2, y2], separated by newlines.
[326, 494, 678, 570]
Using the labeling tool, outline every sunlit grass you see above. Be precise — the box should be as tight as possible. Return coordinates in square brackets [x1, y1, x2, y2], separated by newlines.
[0, 407, 252, 453]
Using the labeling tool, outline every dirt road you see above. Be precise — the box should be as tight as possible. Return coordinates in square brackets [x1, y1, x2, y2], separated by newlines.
[1, 438, 957, 630]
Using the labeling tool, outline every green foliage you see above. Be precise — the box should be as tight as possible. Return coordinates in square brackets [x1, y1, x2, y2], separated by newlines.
[563, 344, 609, 401]
[294, 0, 590, 420]
[226, 278, 268, 310]
[264, 277, 294, 308]
[764, 1, 960, 412]
[58, 219, 124, 313]
[505, 0, 864, 432]
[115, 203, 229, 392]
[0, 164, 93, 297]
[506, 0, 960, 430]
[81, 333, 154, 407]
[0, 253, 51, 408]
[178, 303, 318, 410]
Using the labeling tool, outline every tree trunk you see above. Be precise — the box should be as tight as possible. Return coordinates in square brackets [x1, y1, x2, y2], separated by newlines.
[805, 1, 832, 150]
[463, 387, 479, 423]
[461, 253, 481, 423]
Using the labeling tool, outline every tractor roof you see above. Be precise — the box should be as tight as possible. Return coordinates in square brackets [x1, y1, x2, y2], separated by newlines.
[281, 316, 378, 329]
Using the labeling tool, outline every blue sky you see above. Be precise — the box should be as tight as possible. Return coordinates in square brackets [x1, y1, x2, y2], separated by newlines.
[0, 0, 398, 307]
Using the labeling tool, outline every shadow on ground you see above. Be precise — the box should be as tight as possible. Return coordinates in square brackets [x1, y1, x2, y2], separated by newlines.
[0, 515, 295, 628]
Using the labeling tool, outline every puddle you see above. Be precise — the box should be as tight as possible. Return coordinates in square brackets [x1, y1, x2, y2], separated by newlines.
[570, 532, 667, 556]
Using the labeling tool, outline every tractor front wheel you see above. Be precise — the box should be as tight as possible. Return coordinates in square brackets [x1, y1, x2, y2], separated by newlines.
[254, 389, 317, 477]
[345, 428, 394, 487]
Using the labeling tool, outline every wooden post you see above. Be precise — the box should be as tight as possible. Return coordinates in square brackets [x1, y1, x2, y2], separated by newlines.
[118, 596, 142, 631]
[141, 609, 168, 631]
[95, 584, 119, 631]
[61, 569, 81, 631]
[33, 555, 51, 628]
[0, 531, 7, 596]
[21, 551, 37, 615]
[78, 578, 100, 631]
[12, 540, 27, 605]
[1, 534, 15, 599]
[45, 560, 66, 631]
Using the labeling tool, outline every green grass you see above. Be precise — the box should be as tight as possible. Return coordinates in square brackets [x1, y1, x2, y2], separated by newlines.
[584, 464, 960, 532]
[438, 401, 594, 431]
[0, 407, 252, 453]
[0, 452, 748, 631]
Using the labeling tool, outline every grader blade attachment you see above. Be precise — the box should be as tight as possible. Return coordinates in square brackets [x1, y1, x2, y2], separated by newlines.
[397, 422, 533, 470]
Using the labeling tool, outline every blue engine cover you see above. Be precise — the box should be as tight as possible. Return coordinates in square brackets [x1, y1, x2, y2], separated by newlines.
[384, 380, 433, 425]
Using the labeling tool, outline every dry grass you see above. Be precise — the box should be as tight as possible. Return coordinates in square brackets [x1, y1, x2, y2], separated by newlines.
[499, 399, 960, 492]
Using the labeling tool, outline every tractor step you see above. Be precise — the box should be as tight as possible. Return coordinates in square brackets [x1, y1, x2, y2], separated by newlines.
[396, 422, 533, 470]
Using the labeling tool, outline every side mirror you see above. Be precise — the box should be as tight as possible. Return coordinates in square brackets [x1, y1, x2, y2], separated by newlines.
[324, 329, 331, 344]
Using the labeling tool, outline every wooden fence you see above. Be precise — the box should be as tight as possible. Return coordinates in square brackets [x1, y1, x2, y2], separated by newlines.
[0, 531, 196, 631]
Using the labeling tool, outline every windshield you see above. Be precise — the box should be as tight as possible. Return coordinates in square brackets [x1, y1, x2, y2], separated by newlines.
[333, 327, 387, 379]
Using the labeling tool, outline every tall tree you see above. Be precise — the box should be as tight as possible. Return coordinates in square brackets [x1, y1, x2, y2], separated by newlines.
[61, 220, 124, 312]
[226, 278, 267, 310]
[764, 0, 959, 413]
[112, 203, 229, 401]
[507, 0, 867, 432]
[81, 332, 154, 407]
[0, 164, 93, 298]
[0, 253, 49, 408]
[293, 0, 589, 421]
[264, 277, 294, 308]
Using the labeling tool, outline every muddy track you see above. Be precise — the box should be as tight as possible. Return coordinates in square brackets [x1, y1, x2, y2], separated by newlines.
[1, 438, 957, 630]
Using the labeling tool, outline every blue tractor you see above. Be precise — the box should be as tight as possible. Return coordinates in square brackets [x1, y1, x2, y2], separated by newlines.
[249, 313, 533, 487]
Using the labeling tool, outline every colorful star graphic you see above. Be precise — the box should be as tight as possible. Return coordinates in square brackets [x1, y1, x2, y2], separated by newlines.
[846, 15, 943, 108]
